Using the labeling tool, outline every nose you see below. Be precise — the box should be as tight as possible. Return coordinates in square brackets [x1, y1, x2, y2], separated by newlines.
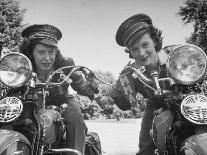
[44, 52, 50, 61]
[139, 48, 146, 57]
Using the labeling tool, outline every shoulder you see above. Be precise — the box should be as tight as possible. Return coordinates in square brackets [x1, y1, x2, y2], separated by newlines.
[62, 57, 75, 66]
[119, 62, 134, 78]
[158, 44, 181, 65]
[157, 49, 169, 65]
[163, 44, 181, 54]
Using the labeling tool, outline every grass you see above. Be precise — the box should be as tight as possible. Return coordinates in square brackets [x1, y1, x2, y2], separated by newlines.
[85, 118, 142, 155]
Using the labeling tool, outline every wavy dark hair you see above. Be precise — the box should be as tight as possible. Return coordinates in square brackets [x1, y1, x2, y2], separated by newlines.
[125, 25, 163, 58]
[19, 38, 67, 72]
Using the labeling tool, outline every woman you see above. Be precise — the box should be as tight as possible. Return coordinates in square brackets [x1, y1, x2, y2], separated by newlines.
[19, 24, 98, 155]
[104, 13, 168, 155]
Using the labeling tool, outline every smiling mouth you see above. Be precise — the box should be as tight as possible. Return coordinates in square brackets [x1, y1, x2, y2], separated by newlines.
[140, 56, 149, 62]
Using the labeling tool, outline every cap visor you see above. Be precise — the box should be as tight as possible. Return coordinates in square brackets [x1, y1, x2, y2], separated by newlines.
[126, 29, 148, 46]
[39, 39, 57, 47]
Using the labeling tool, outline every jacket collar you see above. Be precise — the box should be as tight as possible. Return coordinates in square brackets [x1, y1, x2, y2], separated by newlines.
[157, 49, 169, 66]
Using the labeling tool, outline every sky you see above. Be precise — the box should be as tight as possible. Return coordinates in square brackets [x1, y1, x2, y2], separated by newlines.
[18, 0, 194, 78]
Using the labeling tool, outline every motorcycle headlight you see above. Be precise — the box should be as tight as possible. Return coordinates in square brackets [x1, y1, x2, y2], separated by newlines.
[167, 44, 207, 85]
[0, 53, 32, 88]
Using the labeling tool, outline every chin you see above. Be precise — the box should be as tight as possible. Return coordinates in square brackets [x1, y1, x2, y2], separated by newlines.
[41, 67, 51, 72]
[142, 61, 151, 67]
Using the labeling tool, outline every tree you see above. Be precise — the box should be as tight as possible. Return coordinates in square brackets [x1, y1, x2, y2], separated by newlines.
[0, 0, 26, 52]
[95, 70, 116, 98]
[177, 0, 207, 52]
[94, 70, 117, 118]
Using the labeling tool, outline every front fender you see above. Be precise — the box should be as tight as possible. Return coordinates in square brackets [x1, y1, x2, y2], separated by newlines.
[152, 110, 173, 152]
[181, 132, 207, 155]
[0, 129, 30, 155]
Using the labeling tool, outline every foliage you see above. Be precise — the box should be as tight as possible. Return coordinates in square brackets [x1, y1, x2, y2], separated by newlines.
[95, 70, 116, 84]
[95, 96, 114, 118]
[94, 70, 117, 118]
[0, 0, 26, 52]
[177, 0, 207, 52]
[77, 94, 102, 120]
[76, 70, 144, 120]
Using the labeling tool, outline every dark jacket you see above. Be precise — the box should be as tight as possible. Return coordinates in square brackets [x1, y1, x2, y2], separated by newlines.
[110, 49, 170, 111]
[46, 57, 94, 106]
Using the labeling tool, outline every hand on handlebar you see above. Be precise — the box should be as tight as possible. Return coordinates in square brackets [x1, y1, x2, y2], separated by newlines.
[83, 79, 99, 100]
[85, 78, 113, 99]
[86, 79, 99, 95]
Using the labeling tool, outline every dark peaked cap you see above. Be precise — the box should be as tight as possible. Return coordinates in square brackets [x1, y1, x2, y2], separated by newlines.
[22, 24, 62, 47]
[116, 13, 152, 47]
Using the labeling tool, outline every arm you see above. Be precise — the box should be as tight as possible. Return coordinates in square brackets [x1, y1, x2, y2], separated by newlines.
[101, 65, 141, 111]
[70, 71, 95, 98]
[64, 58, 97, 99]
[101, 79, 132, 111]
[111, 82, 132, 111]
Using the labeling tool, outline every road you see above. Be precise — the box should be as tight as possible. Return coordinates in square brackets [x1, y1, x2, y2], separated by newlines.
[86, 118, 141, 155]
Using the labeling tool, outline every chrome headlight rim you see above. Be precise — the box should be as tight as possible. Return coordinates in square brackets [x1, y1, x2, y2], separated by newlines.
[166, 44, 207, 85]
[0, 52, 33, 88]
[181, 94, 207, 125]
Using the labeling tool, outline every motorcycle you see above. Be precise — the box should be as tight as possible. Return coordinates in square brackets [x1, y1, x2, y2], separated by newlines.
[126, 44, 207, 155]
[0, 52, 104, 155]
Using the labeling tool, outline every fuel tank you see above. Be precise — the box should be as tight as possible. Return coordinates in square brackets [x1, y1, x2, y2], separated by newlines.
[37, 108, 64, 145]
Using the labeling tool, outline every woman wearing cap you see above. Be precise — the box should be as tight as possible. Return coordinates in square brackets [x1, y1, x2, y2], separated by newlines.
[103, 13, 170, 154]
[19, 24, 98, 155]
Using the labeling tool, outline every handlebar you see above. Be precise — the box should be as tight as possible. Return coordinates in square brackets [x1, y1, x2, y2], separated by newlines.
[34, 65, 112, 89]
[124, 66, 174, 96]
[33, 66, 89, 89]
[35, 82, 61, 88]
[124, 66, 157, 91]
[125, 66, 152, 84]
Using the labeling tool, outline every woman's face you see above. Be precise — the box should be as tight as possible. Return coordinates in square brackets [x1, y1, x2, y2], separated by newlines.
[128, 32, 158, 70]
[32, 43, 56, 72]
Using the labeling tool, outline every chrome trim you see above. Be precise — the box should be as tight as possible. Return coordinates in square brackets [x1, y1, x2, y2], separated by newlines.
[47, 148, 82, 155]
[166, 44, 207, 85]
[0, 139, 30, 153]
[0, 52, 33, 88]
[11, 150, 23, 155]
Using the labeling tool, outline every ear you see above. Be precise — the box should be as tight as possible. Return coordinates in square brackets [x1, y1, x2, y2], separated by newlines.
[124, 48, 130, 53]
[125, 47, 133, 59]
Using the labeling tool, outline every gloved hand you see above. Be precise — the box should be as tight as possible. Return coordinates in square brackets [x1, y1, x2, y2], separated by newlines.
[87, 79, 99, 93]
[85, 79, 99, 100]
